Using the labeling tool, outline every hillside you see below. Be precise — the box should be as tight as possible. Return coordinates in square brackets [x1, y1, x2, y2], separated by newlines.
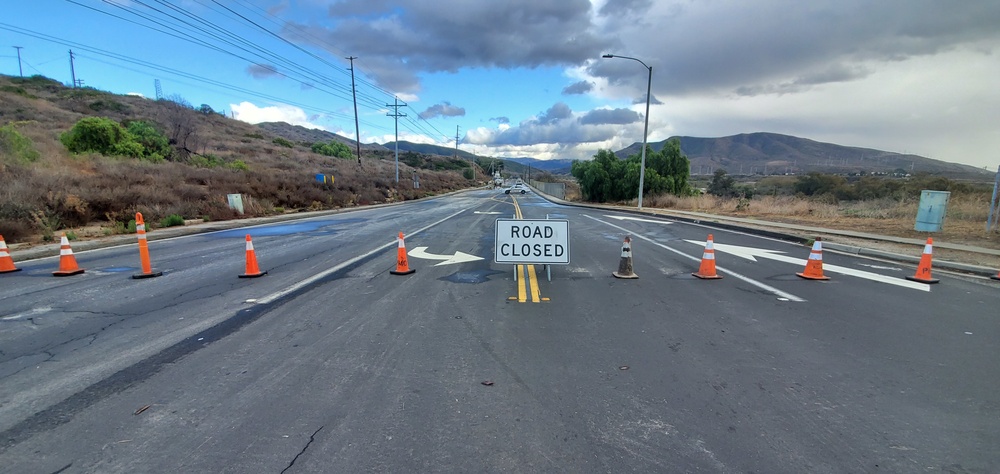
[257, 122, 387, 152]
[0, 74, 478, 244]
[615, 132, 992, 178]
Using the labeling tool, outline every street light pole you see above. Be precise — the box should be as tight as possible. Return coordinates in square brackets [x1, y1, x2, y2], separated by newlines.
[603, 54, 652, 210]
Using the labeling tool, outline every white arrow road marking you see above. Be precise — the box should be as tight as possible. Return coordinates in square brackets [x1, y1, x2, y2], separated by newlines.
[474, 211, 504, 215]
[604, 215, 673, 224]
[686, 240, 930, 292]
[409, 246, 485, 266]
[587, 216, 804, 302]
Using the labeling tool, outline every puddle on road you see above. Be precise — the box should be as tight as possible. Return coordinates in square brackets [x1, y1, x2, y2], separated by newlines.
[210, 217, 367, 239]
[440, 269, 505, 284]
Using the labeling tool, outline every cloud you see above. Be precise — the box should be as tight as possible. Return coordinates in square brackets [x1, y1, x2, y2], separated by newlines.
[579, 108, 641, 125]
[230, 101, 326, 130]
[562, 80, 594, 95]
[538, 102, 572, 124]
[418, 101, 466, 119]
[284, 0, 612, 93]
[590, 1, 1000, 98]
[490, 116, 510, 124]
[465, 102, 632, 147]
[247, 64, 281, 79]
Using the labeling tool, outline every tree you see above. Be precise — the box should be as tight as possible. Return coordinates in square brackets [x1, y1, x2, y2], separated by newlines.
[707, 169, 736, 197]
[158, 94, 197, 157]
[572, 139, 692, 203]
[198, 104, 215, 115]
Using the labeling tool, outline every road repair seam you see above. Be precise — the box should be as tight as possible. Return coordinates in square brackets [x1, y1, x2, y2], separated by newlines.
[255, 208, 467, 305]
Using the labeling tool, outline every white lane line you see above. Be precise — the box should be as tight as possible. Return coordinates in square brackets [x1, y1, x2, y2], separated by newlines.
[255, 208, 467, 305]
[586, 215, 806, 302]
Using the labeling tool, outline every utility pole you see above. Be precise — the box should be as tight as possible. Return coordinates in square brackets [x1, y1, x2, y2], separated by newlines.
[13, 46, 23, 77]
[69, 49, 77, 88]
[386, 97, 406, 183]
[454, 126, 460, 159]
[154, 79, 163, 100]
[346, 56, 361, 164]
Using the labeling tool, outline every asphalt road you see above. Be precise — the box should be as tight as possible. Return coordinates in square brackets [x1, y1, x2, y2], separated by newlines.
[1, 189, 998, 473]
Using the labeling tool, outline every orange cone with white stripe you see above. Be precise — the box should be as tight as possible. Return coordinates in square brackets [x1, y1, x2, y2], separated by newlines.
[991, 269, 1000, 281]
[612, 236, 638, 279]
[905, 237, 939, 284]
[390, 232, 415, 275]
[796, 237, 830, 280]
[132, 212, 163, 279]
[239, 234, 267, 278]
[693, 234, 723, 279]
[53, 233, 85, 276]
[0, 235, 21, 273]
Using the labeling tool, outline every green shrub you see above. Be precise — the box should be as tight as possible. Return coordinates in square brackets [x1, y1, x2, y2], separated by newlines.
[0, 123, 41, 163]
[272, 137, 294, 148]
[61, 117, 170, 162]
[189, 153, 225, 168]
[65, 231, 78, 241]
[124, 120, 170, 162]
[311, 140, 352, 159]
[0, 85, 37, 99]
[88, 99, 129, 113]
[160, 214, 185, 227]
[227, 159, 249, 171]
[244, 132, 264, 139]
[61, 117, 130, 155]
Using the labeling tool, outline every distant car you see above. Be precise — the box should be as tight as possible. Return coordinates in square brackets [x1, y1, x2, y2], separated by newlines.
[504, 184, 526, 194]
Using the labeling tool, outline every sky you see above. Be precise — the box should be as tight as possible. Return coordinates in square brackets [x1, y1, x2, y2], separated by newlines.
[3, 0, 1000, 170]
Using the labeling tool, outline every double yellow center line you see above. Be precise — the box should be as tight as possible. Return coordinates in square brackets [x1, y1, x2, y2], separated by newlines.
[509, 197, 548, 303]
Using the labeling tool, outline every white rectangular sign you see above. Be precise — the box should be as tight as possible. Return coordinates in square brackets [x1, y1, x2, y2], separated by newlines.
[494, 219, 570, 264]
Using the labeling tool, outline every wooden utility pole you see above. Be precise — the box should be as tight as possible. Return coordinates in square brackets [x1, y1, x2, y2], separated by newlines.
[346, 56, 361, 164]
[13, 46, 23, 77]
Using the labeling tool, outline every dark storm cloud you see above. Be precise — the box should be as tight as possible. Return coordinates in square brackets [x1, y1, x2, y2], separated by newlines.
[598, 0, 653, 17]
[578, 108, 641, 125]
[562, 80, 594, 95]
[247, 64, 280, 79]
[537, 103, 572, 124]
[467, 103, 625, 146]
[418, 102, 466, 119]
[592, 1, 1000, 97]
[285, 0, 612, 93]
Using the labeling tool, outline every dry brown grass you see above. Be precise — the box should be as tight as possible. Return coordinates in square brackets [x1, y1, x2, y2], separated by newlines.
[642, 192, 1000, 251]
[0, 75, 477, 243]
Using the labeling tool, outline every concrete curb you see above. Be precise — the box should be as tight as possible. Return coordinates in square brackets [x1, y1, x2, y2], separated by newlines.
[8, 187, 477, 263]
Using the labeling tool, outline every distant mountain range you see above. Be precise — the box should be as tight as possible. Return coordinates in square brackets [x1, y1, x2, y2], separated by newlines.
[617, 132, 991, 178]
[257, 124, 990, 179]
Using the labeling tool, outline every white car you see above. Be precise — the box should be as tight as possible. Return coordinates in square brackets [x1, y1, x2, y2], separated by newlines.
[504, 184, 527, 194]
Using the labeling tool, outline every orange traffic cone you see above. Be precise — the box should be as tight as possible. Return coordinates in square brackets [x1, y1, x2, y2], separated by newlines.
[0, 234, 21, 274]
[992, 269, 1000, 281]
[905, 238, 939, 284]
[693, 234, 723, 279]
[132, 212, 163, 279]
[612, 236, 638, 279]
[390, 232, 415, 275]
[53, 233, 85, 276]
[239, 234, 267, 278]
[796, 237, 830, 280]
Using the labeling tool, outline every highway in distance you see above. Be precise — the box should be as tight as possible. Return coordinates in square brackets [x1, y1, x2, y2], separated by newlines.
[1, 189, 998, 472]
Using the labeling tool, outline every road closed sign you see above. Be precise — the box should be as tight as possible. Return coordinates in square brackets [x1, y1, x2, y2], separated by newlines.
[495, 219, 570, 264]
